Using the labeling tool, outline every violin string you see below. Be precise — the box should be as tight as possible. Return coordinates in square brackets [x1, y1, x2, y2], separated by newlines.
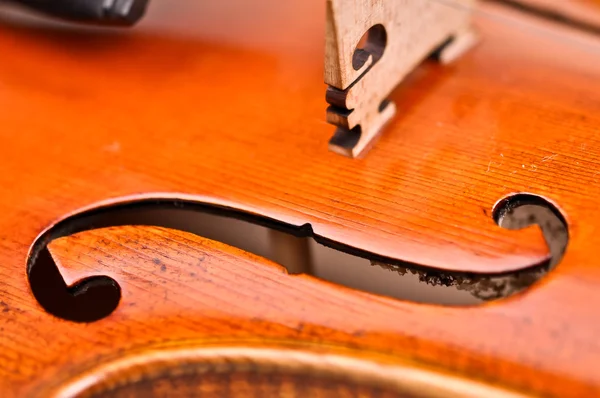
[432, 0, 600, 56]
[487, 0, 600, 36]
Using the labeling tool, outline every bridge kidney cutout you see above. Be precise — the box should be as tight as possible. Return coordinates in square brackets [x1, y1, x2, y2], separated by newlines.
[27, 194, 567, 322]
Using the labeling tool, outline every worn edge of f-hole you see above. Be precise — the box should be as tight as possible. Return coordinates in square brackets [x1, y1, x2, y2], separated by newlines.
[490, 192, 569, 287]
[370, 193, 569, 303]
[27, 193, 567, 323]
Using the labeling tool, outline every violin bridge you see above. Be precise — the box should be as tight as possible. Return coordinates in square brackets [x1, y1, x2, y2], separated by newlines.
[325, 0, 479, 158]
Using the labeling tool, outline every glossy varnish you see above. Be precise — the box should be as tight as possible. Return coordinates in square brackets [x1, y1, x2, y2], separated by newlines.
[0, 0, 599, 396]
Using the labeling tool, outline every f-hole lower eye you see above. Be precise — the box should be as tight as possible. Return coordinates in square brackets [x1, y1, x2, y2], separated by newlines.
[352, 24, 387, 70]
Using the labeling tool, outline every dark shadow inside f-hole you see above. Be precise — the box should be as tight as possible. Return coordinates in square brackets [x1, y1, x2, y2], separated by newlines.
[28, 195, 568, 322]
[494, 194, 568, 269]
[352, 24, 387, 71]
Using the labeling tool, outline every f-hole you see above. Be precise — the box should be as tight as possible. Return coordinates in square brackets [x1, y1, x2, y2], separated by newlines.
[27, 194, 568, 323]
[494, 193, 568, 269]
[352, 24, 387, 71]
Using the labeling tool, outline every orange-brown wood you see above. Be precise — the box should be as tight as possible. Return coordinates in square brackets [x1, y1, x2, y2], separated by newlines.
[33, 225, 527, 398]
[0, 0, 567, 275]
[0, 0, 599, 396]
[495, 0, 600, 32]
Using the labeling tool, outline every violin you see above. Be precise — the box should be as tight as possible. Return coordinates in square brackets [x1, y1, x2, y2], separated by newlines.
[0, 0, 599, 396]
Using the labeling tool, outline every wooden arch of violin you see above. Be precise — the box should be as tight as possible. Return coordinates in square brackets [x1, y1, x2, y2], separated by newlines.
[0, 0, 600, 397]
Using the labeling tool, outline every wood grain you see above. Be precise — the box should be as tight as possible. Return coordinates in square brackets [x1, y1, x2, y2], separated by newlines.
[32, 226, 527, 398]
[0, 0, 561, 276]
[0, 0, 599, 396]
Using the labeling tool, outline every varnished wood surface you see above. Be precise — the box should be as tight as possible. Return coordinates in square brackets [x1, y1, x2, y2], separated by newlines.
[33, 226, 526, 398]
[496, 0, 600, 32]
[0, 0, 600, 396]
[0, 0, 559, 275]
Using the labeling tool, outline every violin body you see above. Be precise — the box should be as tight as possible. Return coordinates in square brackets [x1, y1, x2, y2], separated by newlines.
[0, 0, 599, 396]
